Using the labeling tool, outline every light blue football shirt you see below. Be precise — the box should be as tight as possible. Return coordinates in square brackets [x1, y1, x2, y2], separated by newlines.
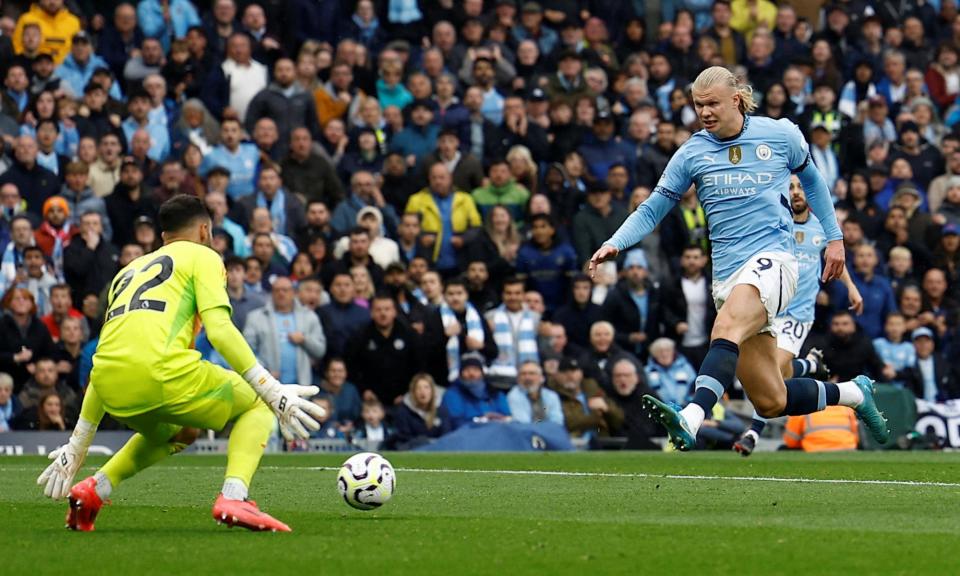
[782, 213, 825, 322]
[608, 116, 842, 282]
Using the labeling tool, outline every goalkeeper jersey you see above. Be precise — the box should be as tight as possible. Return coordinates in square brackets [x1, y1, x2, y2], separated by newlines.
[91, 241, 232, 415]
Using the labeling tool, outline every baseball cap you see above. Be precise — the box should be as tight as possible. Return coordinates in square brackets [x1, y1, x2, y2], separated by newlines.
[943, 223, 960, 236]
[900, 121, 920, 134]
[558, 357, 581, 372]
[134, 215, 154, 228]
[207, 166, 231, 178]
[586, 180, 608, 194]
[409, 99, 434, 111]
[72, 31, 91, 44]
[521, 1, 543, 13]
[529, 87, 547, 102]
[912, 327, 934, 340]
[460, 352, 486, 372]
[120, 157, 140, 169]
[594, 109, 614, 123]
[893, 181, 921, 199]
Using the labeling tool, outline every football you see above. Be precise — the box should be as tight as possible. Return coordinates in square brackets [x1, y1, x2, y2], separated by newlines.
[337, 452, 396, 510]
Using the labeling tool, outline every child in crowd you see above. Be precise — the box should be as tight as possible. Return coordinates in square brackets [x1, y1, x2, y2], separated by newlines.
[873, 312, 915, 388]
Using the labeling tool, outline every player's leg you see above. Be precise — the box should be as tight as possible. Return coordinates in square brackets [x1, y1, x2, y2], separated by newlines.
[734, 328, 797, 456]
[738, 334, 889, 442]
[643, 283, 767, 450]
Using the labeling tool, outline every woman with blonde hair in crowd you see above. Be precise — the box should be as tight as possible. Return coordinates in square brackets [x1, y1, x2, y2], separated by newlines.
[390, 373, 450, 449]
[507, 144, 538, 196]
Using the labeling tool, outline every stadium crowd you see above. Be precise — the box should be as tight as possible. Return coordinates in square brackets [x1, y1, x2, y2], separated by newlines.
[1, 0, 959, 450]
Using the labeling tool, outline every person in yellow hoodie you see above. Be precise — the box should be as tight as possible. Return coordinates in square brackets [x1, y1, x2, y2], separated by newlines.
[404, 162, 482, 275]
[13, 0, 81, 65]
[730, 0, 778, 43]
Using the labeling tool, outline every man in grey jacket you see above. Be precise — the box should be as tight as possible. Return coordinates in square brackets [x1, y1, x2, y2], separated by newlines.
[243, 276, 326, 385]
[244, 58, 321, 156]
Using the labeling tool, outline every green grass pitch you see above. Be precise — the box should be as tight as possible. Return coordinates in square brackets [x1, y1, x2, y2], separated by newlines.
[2, 452, 959, 575]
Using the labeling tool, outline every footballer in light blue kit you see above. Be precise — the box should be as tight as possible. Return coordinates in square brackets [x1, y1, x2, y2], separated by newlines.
[734, 175, 864, 456]
[589, 67, 889, 451]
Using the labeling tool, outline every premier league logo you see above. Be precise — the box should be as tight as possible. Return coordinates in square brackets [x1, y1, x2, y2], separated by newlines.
[728, 145, 742, 164]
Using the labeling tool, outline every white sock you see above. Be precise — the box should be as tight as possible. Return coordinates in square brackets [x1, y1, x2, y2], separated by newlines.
[744, 429, 759, 441]
[221, 477, 249, 501]
[94, 471, 112, 500]
[679, 404, 705, 435]
[836, 380, 865, 407]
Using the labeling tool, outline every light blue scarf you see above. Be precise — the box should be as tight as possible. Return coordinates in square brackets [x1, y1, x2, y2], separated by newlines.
[440, 301, 484, 383]
[257, 189, 287, 235]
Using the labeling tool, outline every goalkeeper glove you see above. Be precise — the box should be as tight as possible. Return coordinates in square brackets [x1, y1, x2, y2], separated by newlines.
[37, 417, 97, 500]
[244, 365, 326, 441]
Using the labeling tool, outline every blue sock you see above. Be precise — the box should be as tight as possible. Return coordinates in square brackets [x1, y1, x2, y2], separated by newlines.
[791, 358, 811, 377]
[691, 339, 740, 413]
[750, 414, 767, 435]
[780, 378, 828, 416]
[825, 382, 840, 405]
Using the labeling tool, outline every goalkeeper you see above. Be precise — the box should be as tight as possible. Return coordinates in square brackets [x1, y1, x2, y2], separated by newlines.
[37, 195, 324, 532]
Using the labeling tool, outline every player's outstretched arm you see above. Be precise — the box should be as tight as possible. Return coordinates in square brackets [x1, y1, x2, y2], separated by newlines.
[37, 385, 104, 499]
[795, 161, 844, 281]
[590, 191, 677, 278]
[201, 306, 326, 440]
[839, 265, 864, 315]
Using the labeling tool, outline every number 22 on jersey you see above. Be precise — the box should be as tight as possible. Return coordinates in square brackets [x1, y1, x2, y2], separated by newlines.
[106, 255, 175, 321]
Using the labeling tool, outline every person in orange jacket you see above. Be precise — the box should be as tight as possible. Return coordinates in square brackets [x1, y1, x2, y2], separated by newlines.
[783, 405, 859, 452]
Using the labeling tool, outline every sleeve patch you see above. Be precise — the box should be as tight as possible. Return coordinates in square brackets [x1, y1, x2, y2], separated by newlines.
[653, 185, 683, 202]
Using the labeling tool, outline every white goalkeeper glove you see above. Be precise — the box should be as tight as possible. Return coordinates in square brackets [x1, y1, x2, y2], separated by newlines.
[244, 365, 326, 441]
[37, 418, 97, 500]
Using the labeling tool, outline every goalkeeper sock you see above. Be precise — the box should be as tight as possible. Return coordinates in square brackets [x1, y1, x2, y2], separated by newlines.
[224, 400, 274, 488]
[94, 471, 113, 500]
[221, 477, 248, 501]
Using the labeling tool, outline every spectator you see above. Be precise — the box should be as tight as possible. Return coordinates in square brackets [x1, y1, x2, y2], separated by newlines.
[440, 351, 511, 431]
[405, 162, 482, 275]
[122, 36, 165, 87]
[223, 256, 264, 330]
[549, 357, 623, 441]
[333, 207, 400, 269]
[0, 373, 17, 432]
[214, 32, 268, 122]
[52, 315, 83, 390]
[921, 268, 958, 339]
[459, 205, 520, 287]
[245, 58, 320, 156]
[580, 320, 637, 393]
[98, 4, 143, 81]
[901, 327, 960, 402]
[832, 243, 897, 340]
[54, 31, 118, 100]
[783, 406, 859, 452]
[243, 276, 326, 386]
[13, 389, 72, 430]
[471, 158, 530, 223]
[486, 277, 541, 385]
[507, 360, 564, 425]
[16, 352, 76, 417]
[545, 48, 589, 104]
[314, 357, 359, 429]
[608, 358, 659, 449]
[892, 121, 944, 190]
[420, 128, 484, 194]
[58, 161, 112, 241]
[331, 170, 397, 236]
[105, 159, 156, 248]
[17, 246, 56, 315]
[601, 249, 664, 360]
[40, 283, 85, 341]
[664, 245, 715, 370]
[199, 118, 260, 200]
[1, 215, 36, 294]
[319, 272, 370, 358]
[237, 164, 305, 239]
[818, 310, 887, 382]
[0, 135, 59, 215]
[13, 0, 81, 65]
[463, 260, 498, 313]
[423, 277, 497, 386]
[552, 273, 602, 349]
[0, 288, 54, 394]
[137, 0, 200, 51]
[62, 211, 117, 305]
[572, 180, 628, 266]
[354, 399, 393, 443]
[873, 312, 916, 387]
[391, 373, 450, 448]
[390, 99, 440, 170]
[515, 214, 577, 311]
[644, 337, 697, 407]
[88, 133, 124, 199]
[346, 292, 421, 404]
[247, 227, 291, 285]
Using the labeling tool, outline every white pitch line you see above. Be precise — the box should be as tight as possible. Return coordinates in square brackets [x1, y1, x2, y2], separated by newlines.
[263, 466, 960, 488]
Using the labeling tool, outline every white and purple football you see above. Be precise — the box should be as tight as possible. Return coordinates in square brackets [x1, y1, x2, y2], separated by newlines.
[337, 452, 396, 510]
